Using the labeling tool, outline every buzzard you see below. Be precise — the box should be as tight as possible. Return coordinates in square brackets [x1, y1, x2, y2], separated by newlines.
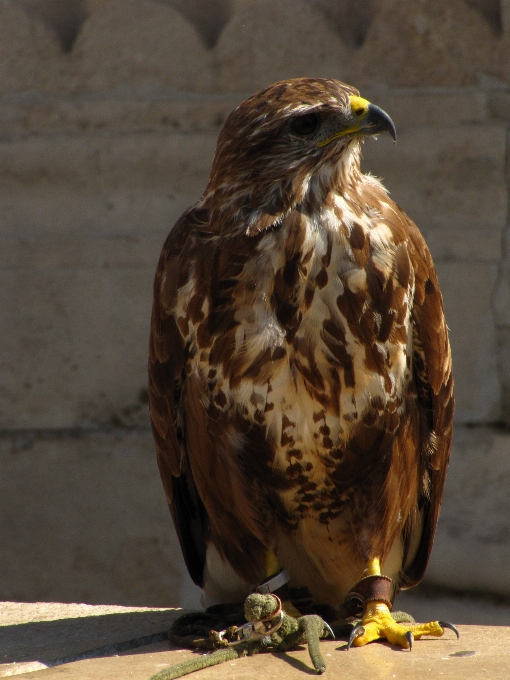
[149, 78, 454, 648]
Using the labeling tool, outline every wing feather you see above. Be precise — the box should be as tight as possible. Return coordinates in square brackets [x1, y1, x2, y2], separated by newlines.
[401, 215, 454, 587]
[149, 210, 208, 585]
[148, 208, 278, 586]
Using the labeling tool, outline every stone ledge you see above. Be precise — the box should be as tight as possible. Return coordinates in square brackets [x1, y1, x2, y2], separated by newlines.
[2, 601, 510, 679]
[0, 602, 183, 677]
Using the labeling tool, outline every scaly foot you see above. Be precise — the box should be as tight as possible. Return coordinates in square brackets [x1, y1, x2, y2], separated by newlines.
[281, 600, 302, 617]
[348, 601, 459, 650]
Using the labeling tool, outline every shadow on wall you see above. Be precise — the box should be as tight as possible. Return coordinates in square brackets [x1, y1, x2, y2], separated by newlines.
[18, 0, 504, 52]
[3, 0, 509, 92]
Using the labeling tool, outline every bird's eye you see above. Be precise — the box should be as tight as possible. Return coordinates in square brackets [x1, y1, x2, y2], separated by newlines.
[290, 113, 319, 136]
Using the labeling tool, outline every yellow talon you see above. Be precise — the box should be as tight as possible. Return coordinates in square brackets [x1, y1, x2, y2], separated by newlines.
[351, 601, 448, 649]
[349, 559, 457, 650]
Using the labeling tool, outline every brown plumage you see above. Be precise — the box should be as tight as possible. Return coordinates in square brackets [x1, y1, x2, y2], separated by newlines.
[149, 78, 453, 608]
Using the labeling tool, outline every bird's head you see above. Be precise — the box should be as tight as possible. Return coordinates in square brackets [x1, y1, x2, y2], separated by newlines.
[204, 78, 396, 235]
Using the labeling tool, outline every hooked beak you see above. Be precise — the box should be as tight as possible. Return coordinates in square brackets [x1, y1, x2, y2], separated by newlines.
[318, 96, 397, 147]
[361, 103, 397, 141]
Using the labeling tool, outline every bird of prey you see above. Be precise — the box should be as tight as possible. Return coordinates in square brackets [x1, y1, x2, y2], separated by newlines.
[149, 78, 454, 649]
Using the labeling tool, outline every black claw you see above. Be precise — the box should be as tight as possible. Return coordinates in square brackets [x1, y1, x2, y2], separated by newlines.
[405, 630, 414, 651]
[439, 621, 460, 639]
[323, 621, 335, 639]
[347, 624, 365, 650]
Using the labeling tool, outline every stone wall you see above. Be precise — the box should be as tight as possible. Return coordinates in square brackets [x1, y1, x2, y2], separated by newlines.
[2, 0, 510, 607]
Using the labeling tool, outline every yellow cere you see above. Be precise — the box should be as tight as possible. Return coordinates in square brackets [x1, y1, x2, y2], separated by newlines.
[349, 95, 370, 117]
[317, 95, 371, 147]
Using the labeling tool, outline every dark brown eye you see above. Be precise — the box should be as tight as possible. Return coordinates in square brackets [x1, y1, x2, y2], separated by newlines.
[290, 113, 319, 136]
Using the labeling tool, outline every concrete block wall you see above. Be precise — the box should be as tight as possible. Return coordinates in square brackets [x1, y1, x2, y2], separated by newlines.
[2, 0, 510, 606]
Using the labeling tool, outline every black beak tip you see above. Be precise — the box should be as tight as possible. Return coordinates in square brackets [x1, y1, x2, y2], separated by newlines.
[367, 103, 397, 142]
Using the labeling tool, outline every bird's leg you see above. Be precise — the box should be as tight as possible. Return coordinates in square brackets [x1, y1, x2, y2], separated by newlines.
[265, 550, 280, 579]
[347, 558, 458, 650]
[256, 551, 301, 617]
